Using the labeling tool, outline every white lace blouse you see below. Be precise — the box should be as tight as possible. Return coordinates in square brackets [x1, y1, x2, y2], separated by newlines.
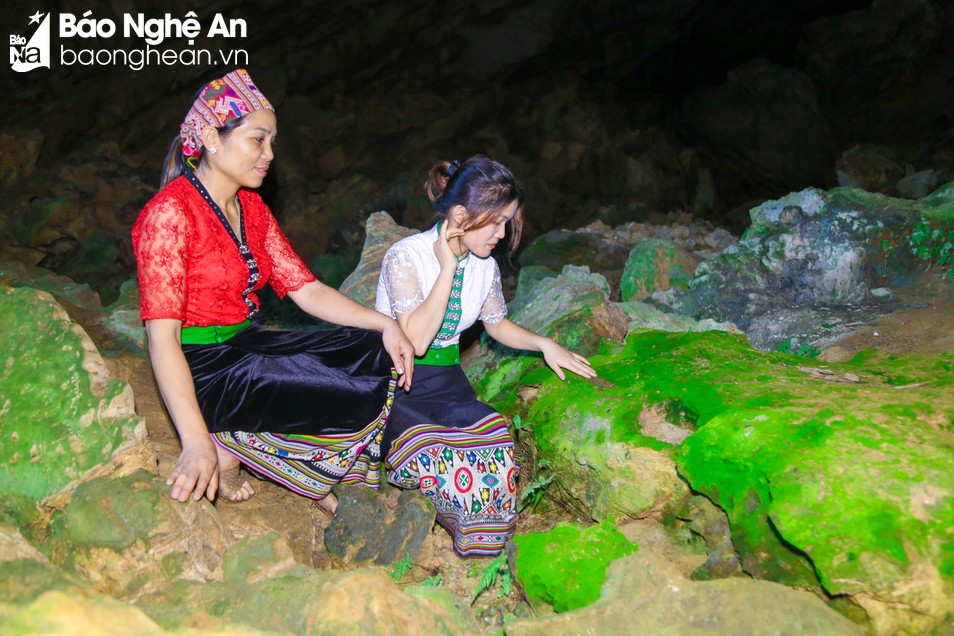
[375, 224, 507, 348]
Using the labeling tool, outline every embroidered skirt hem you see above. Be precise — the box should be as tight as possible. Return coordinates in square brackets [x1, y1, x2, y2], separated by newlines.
[387, 413, 519, 557]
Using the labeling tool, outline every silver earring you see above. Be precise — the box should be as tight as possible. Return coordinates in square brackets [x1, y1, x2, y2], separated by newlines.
[208, 147, 217, 155]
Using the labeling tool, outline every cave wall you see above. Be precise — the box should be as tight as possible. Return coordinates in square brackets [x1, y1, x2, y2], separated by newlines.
[1, 0, 952, 293]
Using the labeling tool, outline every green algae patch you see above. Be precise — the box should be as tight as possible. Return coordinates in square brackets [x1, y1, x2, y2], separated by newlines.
[0, 286, 142, 526]
[511, 520, 637, 612]
[505, 328, 953, 633]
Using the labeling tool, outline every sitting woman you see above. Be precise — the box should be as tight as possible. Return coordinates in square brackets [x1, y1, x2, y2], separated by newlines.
[132, 69, 414, 509]
[375, 155, 596, 556]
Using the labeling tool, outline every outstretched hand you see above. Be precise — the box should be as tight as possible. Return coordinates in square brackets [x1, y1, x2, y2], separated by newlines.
[382, 319, 415, 390]
[434, 221, 466, 272]
[540, 339, 597, 381]
[167, 435, 219, 502]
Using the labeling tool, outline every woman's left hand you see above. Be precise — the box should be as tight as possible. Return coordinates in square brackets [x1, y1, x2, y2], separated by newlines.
[540, 339, 597, 381]
[382, 319, 416, 390]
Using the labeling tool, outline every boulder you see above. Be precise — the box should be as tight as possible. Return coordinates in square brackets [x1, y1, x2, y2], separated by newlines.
[620, 238, 699, 301]
[339, 211, 418, 309]
[618, 301, 738, 335]
[835, 144, 905, 195]
[57, 471, 228, 599]
[519, 218, 736, 299]
[0, 286, 146, 526]
[668, 183, 954, 351]
[324, 485, 435, 567]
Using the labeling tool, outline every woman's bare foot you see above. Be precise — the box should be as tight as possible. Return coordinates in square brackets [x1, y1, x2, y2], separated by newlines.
[215, 447, 254, 502]
[315, 491, 338, 517]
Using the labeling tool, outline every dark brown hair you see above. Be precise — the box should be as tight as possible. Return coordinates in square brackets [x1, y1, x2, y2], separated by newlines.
[424, 155, 524, 254]
[159, 115, 249, 189]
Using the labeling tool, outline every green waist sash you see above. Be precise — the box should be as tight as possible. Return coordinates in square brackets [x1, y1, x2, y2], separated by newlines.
[418, 344, 460, 366]
[180, 320, 250, 345]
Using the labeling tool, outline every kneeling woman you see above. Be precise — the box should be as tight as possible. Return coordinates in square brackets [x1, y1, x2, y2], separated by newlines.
[376, 156, 595, 556]
[133, 69, 414, 507]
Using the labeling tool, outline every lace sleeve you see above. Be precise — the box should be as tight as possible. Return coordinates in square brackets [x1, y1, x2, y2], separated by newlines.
[262, 209, 317, 298]
[133, 199, 187, 321]
[479, 261, 508, 324]
[381, 246, 425, 314]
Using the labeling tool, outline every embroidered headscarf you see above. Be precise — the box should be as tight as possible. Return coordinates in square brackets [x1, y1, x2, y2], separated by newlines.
[179, 69, 273, 166]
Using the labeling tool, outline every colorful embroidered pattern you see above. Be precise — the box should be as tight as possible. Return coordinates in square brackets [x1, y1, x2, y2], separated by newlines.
[180, 68, 273, 160]
[212, 372, 396, 500]
[388, 413, 518, 557]
[433, 261, 465, 346]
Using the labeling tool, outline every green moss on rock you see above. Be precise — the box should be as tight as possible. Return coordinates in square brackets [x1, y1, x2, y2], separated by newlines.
[0, 287, 142, 526]
[511, 520, 637, 612]
[503, 329, 952, 633]
[620, 238, 698, 301]
[65, 472, 160, 551]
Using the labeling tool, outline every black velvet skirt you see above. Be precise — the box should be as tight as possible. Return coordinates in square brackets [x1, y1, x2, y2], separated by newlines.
[183, 323, 393, 435]
[382, 363, 496, 458]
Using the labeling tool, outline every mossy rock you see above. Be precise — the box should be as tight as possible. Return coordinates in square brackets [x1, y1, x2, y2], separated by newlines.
[66, 473, 160, 551]
[465, 265, 627, 410]
[58, 471, 228, 598]
[509, 520, 638, 612]
[620, 238, 699, 301]
[509, 329, 952, 635]
[222, 531, 306, 584]
[673, 183, 954, 349]
[0, 286, 143, 526]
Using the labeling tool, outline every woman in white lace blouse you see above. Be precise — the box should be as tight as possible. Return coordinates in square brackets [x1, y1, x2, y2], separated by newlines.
[375, 155, 595, 557]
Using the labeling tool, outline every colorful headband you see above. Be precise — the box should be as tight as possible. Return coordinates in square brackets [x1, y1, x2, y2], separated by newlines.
[179, 68, 273, 164]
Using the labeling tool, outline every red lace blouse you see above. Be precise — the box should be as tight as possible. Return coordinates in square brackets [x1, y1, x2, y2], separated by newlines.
[132, 175, 316, 326]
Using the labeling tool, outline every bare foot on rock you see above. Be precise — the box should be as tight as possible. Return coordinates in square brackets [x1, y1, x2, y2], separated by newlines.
[315, 491, 338, 517]
[216, 447, 254, 502]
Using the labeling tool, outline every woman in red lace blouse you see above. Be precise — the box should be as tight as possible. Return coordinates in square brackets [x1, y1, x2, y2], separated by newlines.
[132, 69, 414, 508]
